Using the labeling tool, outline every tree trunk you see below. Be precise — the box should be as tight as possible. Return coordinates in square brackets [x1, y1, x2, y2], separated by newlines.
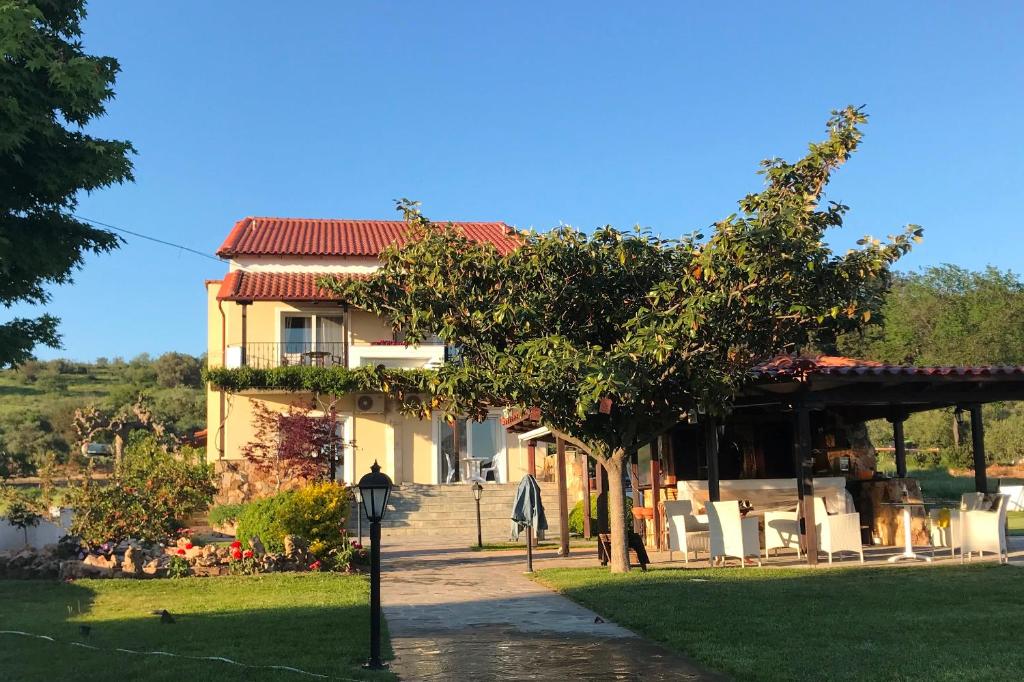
[113, 433, 125, 469]
[604, 450, 630, 573]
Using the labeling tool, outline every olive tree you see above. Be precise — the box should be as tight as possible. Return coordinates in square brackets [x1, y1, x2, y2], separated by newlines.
[328, 107, 919, 572]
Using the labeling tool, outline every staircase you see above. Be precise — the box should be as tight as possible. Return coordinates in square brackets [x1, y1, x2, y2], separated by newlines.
[347, 483, 562, 542]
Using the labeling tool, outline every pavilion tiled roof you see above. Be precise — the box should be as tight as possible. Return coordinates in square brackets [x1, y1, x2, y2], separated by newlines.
[217, 217, 520, 258]
[216, 271, 369, 302]
[753, 355, 1024, 378]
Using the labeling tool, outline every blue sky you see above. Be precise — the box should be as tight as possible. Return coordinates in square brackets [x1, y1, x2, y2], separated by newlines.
[26, 1, 1024, 361]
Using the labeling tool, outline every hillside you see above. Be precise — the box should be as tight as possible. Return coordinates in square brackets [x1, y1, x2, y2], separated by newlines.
[0, 355, 206, 476]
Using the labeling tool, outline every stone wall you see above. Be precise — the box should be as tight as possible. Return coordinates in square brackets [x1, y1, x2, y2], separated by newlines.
[213, 459, 315, 505]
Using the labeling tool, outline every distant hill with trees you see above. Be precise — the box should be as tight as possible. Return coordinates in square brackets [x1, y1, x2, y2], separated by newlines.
[0, 353, 205, 479]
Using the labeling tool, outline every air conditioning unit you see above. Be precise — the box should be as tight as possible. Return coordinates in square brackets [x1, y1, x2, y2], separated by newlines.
[355, 394, 385, 414]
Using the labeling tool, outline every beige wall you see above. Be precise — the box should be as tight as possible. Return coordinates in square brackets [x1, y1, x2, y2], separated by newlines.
[205, 282, 528, 485]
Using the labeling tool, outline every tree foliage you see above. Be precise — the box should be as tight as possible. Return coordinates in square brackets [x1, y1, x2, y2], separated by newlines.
[240, 402, 341, 489]
[839, 265, 1024, 366]
[0, 0, 134, 366]
[328, 107, 919, 571]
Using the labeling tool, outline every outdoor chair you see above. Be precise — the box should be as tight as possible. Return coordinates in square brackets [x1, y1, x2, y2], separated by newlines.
[479, 457, 498, 482]
[664, 499, 710, 564]
[706, 500, 761, 567]
[443, 451, 458, 483]
[929, 492, 989, 557]
[960, 493, 1009, 564]
[764, 507, 802, 558]
[812, 497, 864, 564]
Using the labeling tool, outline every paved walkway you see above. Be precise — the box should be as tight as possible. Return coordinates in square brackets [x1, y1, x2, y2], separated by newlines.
[381, 540, 722, 681]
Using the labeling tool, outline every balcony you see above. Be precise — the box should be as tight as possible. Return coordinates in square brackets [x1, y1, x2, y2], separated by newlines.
[224, 341, 445, 370]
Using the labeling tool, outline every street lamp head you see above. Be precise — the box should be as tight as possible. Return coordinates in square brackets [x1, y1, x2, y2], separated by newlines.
[472, 480, 484, 501]
[357, 461, 393, 523]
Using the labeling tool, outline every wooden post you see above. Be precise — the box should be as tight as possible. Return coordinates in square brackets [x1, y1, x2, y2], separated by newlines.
[890, 414, 908, 478]
[704, 417, 720, 502]
[580, 454, 592, 539]
[527, 439, 537, 477]
[555, 437, 570, 556]
[595, 459, 609, 534]
[651, 457, 662, 550]
[969, 404, 988, 493]
[794, 406, 818, 566]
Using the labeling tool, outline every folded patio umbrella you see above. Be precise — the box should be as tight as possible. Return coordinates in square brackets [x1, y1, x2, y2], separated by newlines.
[510, 474, 548, 541]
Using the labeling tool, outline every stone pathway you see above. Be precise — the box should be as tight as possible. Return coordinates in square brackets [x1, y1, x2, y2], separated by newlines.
[380, 540, 723, 681]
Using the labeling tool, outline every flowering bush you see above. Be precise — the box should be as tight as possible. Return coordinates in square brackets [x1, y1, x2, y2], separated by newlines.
[235, 483, 349, 555]
[228, 549, 260, 576]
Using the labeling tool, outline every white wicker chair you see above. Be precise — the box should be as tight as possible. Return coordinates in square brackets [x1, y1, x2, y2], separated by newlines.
[764, 507, 802, 558]
[664, 500, 710, 564]
[961, 493, 1009, 564]
[706, 500, 761, 567]
[813, 497, 863, 564]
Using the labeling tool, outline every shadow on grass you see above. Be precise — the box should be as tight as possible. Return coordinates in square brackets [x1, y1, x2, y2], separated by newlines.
[536, 562, 1024, 682]
[0, 577, 395, 682]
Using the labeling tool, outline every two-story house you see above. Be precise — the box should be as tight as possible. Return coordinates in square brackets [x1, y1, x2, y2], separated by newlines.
[206, 216, 530, 499]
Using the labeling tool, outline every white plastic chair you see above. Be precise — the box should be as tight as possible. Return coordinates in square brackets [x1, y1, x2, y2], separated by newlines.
[961, 494, 1009, 564]
[813, 497, 863, 564]
[706, 500, 761, 567]
[664, 500, 710, 564]
[930, 492, 988, 557]
[764, 507, 802, 558]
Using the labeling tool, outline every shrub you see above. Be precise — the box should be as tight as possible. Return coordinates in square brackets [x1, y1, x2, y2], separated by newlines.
[167, 555, 191, 579]
[235, 492, 295, 553]
[569, 492, 633, 535]
[235, 483, 350, 555]
[68, 432, 216, 545]
[208, 503, 246, 527]
[279, 482, 349, 554]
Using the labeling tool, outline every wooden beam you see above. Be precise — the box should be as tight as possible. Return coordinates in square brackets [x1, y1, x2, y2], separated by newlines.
[595, 459, 609, 534]
[969, 404, 988, 493]
[650, 456, 662, 551]
[704, 417, 721, 502]
[555, 437, 570, 556]
[580, 453, 592, 539]
[889, 414, 908, 478]
[527, 439, 537, 477]
[794, 406, 818, 566]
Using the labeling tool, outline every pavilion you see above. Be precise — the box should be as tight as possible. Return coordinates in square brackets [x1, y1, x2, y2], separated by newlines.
[502, 356, 1024, 565]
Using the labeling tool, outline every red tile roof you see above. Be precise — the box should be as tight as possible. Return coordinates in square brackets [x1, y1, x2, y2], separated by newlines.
[217, 217, 519, 258]
[754, 355, 1024, 378]
[216, 271, 370, 302]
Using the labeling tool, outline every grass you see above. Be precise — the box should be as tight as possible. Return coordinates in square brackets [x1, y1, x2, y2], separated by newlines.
[1008, 511, 1024, 535]
[911, 466, 1024, 502]
[0, 573, 394, 681]
[537, 563, 1023, 682]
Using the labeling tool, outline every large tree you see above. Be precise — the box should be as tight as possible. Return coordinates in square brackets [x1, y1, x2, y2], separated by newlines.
[0, 0, 134, 366]
[330, 107, 920, 572]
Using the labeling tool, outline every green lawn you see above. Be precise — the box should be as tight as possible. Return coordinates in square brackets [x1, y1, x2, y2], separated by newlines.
[0, 574, 394, 681]
[1009, 511, 1024, 535]
[537, 564, 1023, 681]
[912, 466, 1024, 502]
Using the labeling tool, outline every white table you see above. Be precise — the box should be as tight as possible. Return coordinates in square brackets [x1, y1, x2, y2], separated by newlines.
[883, 502, 932, 563]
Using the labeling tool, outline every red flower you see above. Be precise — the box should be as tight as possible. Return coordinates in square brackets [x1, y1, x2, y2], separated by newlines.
[230, 540, 242, 549]
[308, 560, 321, 571]
[352, 542, 362, 550]
[184, 543, 193, 550]
[243, 550, 253, 558]
[231, 550, 243, 560]
[176, 548, 186, 555]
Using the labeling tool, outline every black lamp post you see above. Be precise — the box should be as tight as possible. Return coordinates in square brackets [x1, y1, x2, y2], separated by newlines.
[472, 480, 484, 549]
[358, 461, 392, 671]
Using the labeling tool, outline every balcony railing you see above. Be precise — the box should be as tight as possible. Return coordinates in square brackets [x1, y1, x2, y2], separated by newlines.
[224, 341, 447, 370]
[227, 342, 346, 369]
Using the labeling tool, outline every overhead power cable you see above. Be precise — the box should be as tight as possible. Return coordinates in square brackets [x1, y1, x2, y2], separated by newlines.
[72, 213, 224, 263]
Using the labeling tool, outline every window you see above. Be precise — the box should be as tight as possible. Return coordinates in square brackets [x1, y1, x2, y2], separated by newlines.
[438, 416, 503, 483]
[281, 313, 346, 363]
